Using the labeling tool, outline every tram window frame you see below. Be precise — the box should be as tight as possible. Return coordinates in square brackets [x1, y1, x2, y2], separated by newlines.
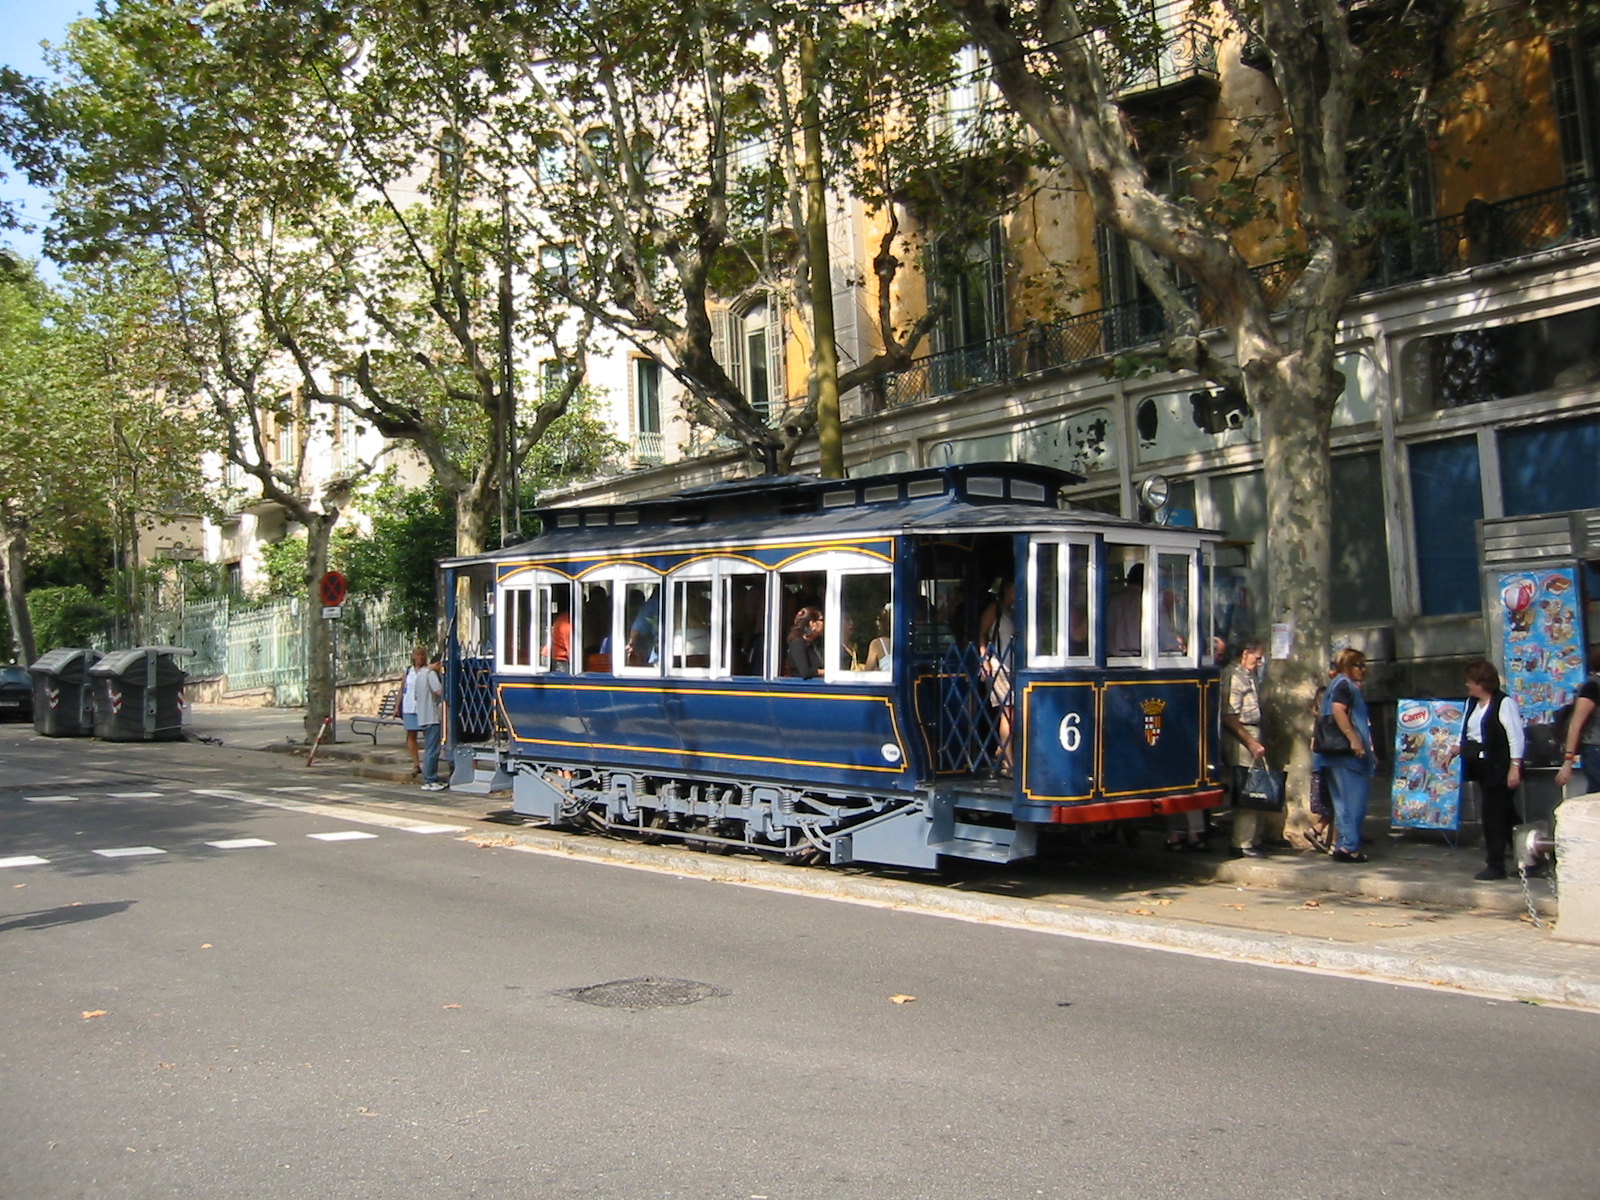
[496, 570, 571, 676]
[1155, 549, 1196, 666]
[579, 565, 663, 677]
[1105, 537, 1203, 669]
[1104, 543, 1151, 667]
[661, 556, 768, 679]
[776, 549, 894, 683]
[1027, 536, 1096, 667]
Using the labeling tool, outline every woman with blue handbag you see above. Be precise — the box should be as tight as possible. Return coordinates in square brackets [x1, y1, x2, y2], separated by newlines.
[1314, 648, 1374, 863]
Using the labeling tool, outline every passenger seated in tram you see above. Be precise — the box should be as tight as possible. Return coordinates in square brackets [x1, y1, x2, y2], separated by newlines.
[865, 606, 892, 672]
[786, 607, 826, 680]
[838, 613, 863, 671]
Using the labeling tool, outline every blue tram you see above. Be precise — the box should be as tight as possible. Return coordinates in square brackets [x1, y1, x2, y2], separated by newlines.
[439, 463, 1224, 869]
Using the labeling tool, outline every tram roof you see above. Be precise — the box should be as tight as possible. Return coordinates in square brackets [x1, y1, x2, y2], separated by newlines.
[442, 462, 1220, 568]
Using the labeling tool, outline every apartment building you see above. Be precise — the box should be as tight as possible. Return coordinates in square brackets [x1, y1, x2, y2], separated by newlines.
[550, 9, 1600, 700]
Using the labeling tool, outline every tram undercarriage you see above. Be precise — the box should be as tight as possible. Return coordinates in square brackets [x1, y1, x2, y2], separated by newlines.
[505, 759, 1025, 869]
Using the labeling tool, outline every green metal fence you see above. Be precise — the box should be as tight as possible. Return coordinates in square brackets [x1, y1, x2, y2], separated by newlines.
[139, 594, 415, 706]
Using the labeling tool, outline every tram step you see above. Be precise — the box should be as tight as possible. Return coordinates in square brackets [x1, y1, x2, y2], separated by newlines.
[449, 745, 512, 794]
[927, 820, 1037, 864]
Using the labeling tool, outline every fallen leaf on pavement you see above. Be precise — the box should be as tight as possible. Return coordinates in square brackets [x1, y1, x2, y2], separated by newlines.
[81, 1010, 107, 1020]
[889, 994, 916, 1004]
[442, 1004, 461, 1009]
[1367, 922, 1406, 928]
[1127, 908, 1154, 916]
[1298, 899, 1322, 909]
[13, 883, 24, 888]
[201, 944, 212, 950]
[1221, 903, 1245, 910]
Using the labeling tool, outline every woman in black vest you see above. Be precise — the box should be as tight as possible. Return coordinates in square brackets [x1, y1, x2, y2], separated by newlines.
[1459, 659, 1526, 881]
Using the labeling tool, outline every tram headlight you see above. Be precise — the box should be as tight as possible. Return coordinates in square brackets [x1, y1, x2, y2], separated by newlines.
[1137, 474, 1171, 518]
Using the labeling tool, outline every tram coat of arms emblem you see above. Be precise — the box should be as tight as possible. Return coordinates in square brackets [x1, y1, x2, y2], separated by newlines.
[1140, 698, 1166, 746]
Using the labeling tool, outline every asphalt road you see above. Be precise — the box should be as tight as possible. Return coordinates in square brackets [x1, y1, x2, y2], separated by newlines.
[2, 728, 1598, 1200]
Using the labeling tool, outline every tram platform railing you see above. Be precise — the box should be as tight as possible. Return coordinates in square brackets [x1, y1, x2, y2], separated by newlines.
[937, 639, 1014, 777]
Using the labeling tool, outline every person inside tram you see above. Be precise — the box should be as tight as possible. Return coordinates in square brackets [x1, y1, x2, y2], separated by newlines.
[979, 579, 1017, 777]
[547, 598, 572, 674]
[786, 606, 826, 680]
[865, 605, 893, 672]
[1107, 562, 1145, 657]
[838, 613, 862, 670]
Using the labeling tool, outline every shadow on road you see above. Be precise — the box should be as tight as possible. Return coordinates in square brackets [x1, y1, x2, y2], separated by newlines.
[0, 899, 136, 933]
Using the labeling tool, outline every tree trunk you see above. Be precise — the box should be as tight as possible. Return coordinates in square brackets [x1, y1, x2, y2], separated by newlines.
[1255, 374, 1334, 841]
[455, 484, 491, 558]
[301, 512, 337, 743]
[1, 529, 36, 665]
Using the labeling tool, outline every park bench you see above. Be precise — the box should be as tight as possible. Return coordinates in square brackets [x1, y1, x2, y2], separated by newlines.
[349, 687, 404, 746]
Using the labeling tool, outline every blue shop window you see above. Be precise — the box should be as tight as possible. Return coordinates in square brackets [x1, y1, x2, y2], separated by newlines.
[1498, 414, 1600, 516]
[1409, 437, 1483, 616]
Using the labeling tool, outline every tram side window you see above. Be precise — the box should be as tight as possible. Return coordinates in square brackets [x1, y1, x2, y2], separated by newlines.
[502, 588, 534, 667]
[777, 569, 826, 676]
[622, 581, 661, 670]
[724, 573, 768, 677]
[838, 573, 892, 674]
[670, 578, 713, 671]
[1105, 544, 1147, 659]
[1034, 545, 1060, 659]
[1157, 552, 1191, 657]
[581, 581, 613, 672]
[1066, 544, 1090, 658]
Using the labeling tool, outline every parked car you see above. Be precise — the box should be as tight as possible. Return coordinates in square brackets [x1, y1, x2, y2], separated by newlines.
[0, 664, 33, 721]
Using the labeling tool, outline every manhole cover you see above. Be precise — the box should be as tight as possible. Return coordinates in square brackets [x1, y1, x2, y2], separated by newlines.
[556, 977, 729, 1010]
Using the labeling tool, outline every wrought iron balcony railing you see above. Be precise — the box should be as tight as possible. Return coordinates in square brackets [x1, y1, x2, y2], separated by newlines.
[883, 177, 1600, 409]
[632, 430, 665, 466]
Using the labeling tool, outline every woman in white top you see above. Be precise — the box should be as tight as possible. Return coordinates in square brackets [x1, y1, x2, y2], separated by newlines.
[401, 647, 426, 777]
[1459, 659, 1525, 881]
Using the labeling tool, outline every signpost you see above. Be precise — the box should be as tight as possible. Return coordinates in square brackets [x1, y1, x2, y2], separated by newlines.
[317, 571, 347, 742]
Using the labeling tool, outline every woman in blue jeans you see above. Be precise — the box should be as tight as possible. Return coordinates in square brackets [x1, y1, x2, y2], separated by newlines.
[1314, 648, 1374, 863]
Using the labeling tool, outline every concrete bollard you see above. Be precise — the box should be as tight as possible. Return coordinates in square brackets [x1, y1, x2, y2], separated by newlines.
[1553, 797, 1600, 945]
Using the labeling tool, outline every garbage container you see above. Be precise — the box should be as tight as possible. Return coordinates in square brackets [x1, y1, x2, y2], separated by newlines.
[28, 648, 103, 737]
[88, 646, 195, 741]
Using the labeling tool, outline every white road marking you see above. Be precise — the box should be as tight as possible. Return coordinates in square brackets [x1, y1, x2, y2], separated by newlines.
[0, 855, 50, 868]
[206, 838, 276, 849]
[268, 787, 320, 793]
[24, 795, 77, 803]
[308, 831, 379, 842]
[400, 823, 469, 835]
[108, 792, 163, 799]
[93, 846, 167, 858]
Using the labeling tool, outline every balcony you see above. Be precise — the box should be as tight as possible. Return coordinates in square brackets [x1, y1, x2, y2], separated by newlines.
[1102, 0, 1220, 111]
[632, 430, 665, 466]
[883, 178, 1600, 409]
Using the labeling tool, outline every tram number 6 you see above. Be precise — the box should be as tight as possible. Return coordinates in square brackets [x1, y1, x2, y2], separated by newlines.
[1058, 712, 1083, 753]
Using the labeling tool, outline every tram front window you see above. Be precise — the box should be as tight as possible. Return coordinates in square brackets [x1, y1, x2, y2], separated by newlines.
[1157, 552, 1191, 656]
[1105, 544, 1147, 659]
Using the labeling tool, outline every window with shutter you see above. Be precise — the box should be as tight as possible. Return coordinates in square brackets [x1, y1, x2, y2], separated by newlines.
[1550, 36, 1600, 183]
[765, 297, 785, 416]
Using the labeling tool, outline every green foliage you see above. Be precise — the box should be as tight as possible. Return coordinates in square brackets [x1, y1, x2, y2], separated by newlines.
[256, 536, 309, 601]
[341, 481, 455, 638]
[27, 585, 111, 654]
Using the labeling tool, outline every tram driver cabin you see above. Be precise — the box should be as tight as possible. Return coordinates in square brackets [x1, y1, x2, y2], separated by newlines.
[441, 464, 1224, 869]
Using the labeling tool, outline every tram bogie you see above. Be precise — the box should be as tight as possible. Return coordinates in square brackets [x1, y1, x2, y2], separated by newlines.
[441, 463, 1224, 870]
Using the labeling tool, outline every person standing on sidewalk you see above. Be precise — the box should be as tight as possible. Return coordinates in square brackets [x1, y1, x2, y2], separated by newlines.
[1459, 659, 1525, 881]
[1315, 648, 1374, 863]
[410, 648, 447, 792]
[400, 648, 425, 778]
[1554, 647, 1600, 794]
[1222, 639, 1269, 857]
